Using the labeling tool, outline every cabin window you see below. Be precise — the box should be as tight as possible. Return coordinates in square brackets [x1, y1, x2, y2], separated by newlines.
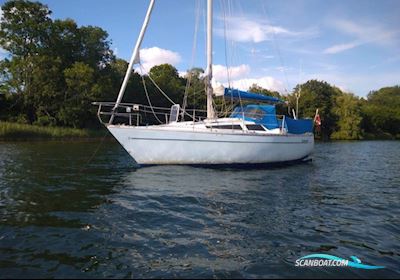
[206, 125, 243, 130]
[246, 124, 265, 131]
[169, 104, 180, 123]
[243, 108, 265, 120]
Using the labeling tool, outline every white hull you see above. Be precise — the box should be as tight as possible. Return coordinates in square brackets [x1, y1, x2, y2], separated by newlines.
[107, 124, 314, 165]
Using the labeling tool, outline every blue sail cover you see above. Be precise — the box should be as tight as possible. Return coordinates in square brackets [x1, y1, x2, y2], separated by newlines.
[285, 117, 313, 134]
[224, 88, 283, 103]
[230, 104, 314, 133]
[230, 104, 280, 129]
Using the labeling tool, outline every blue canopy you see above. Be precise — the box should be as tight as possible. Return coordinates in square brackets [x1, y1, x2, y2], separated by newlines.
[223, 88, 283, 103]
[230, 104, 314, 133]
[230, 104, 280, 129]
[285, 117, 313, 134]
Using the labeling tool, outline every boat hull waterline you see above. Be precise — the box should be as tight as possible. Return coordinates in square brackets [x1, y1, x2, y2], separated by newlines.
[107, 125, 314, 165]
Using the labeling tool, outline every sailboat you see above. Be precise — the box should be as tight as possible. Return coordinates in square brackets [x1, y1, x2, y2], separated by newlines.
[94, 0, 314, 166]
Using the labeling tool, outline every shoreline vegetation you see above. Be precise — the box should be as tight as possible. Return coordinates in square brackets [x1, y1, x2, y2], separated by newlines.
[0, 121, 110, 141]
[1, 1, 399, 141]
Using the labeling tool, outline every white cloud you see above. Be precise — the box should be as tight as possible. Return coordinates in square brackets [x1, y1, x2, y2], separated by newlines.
[210, 63, 288, 93]
[275, 66, 293, 73]
[223, 76, 286, 93]
[136, 47, 181, 73]
[249, 48, 275, 59]
[215, 17, 319, 43]
[336, 85, 351, 93]
[216, 16, 312, 43]
[0, 7, 3, 22]
[323, 19, 399, 54]
[301, 71, 400, 97]
[212, 64, 250, 81]
[178, 71, 187, 78]
[323, 41, 361, 54]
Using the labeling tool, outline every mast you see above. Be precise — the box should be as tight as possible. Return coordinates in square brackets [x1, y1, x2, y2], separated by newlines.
[109, 0, 156, 124]
[206, 0, 215, 119]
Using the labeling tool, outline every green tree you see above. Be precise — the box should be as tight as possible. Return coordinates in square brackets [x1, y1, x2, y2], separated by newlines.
[248, 83, 281, 98]
[58, 62, 98, 128]
[79, 26, 113, 69]
[289, 80, 338, 140]
[0, 0, 51, 57]
[147, 64, 185, 107]
[29, 55, 64, 126]
[0, 0, 116, 128]
[45, 19, 81, 68]
[331, 92, 363, 140]
[247, 83, 287, 115]
[362, 86, 400, 138]
[0, 0, 52, 123]
[183, 67, 206, 111]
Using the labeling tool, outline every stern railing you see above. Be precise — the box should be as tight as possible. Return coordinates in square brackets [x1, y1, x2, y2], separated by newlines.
[93, 102, 290, 131]
[93, 102, 208, 126]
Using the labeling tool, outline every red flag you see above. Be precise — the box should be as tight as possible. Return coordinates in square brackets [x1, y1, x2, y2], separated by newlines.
[314, 109, 321, 130]
[314, 113, 321, 126]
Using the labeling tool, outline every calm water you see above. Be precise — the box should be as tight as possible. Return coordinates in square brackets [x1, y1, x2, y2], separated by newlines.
[0, 140, 399, 278]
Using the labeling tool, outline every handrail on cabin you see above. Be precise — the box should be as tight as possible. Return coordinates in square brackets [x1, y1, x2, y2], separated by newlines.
[92, 101, 291, 127]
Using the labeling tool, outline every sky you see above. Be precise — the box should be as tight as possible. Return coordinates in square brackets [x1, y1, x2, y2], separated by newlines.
[0, 0, 399, 97]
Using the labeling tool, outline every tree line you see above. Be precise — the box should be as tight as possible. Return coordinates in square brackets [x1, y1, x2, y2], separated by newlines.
[1, 0, 399, 140]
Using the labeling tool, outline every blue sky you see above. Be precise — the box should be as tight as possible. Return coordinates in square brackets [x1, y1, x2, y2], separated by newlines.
[1, 0, 399, 96]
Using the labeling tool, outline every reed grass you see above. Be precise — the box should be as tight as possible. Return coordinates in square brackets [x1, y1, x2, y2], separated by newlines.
[0, 121, 105, 140]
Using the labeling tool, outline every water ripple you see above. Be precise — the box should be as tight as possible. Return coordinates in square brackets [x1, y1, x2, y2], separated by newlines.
[0, 140, 399, 278]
